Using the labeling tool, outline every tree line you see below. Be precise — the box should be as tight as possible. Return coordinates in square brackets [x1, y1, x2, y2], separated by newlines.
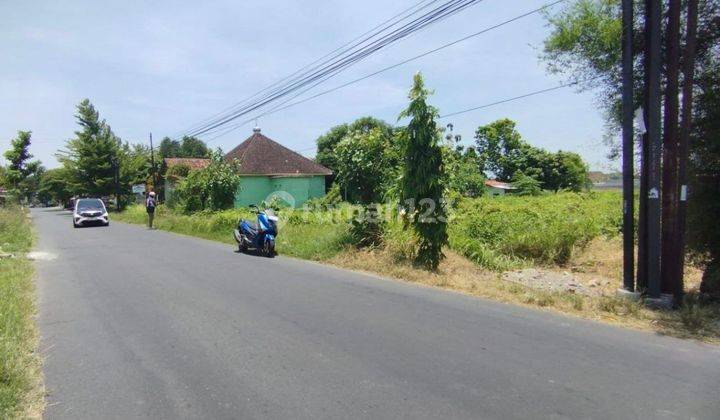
[314, 114, 590, 204]
[0, 99, 217, 208]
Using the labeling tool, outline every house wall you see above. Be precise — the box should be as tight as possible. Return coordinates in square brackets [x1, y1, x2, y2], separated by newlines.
[234, 176, 274, 208]
[487, 186, 505, 197]
[234, 175, 326, 208]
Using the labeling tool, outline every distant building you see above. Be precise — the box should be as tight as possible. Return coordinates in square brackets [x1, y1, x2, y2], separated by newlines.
[485, 179, 516, 197]
[224, 128, 332, 207]
[162, 129, 331, 208]
[163, 158, 211, 171]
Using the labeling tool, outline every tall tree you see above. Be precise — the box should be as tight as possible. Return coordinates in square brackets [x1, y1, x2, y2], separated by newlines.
[399, 73, 447, 270]
[179, 136, 209, 158]
[443, 145, 485, 197]
[159, 136, 209, 159]
[332, 126, 401, 203]
[475, 119, 589, 191]
[474, 118, 526, 181]
[159, 137, 181, 158]
[3, 130, 42, 200]
[59, 99, 120, 197]
[38, 167, 73, 205]
[315, 116, 395, 174]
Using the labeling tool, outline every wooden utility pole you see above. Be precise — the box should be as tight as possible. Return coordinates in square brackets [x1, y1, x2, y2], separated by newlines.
[675, 0, 699, 300]
[645, 0, 663, 298]
[661, 0, 682, 297]
[621, 0, 635, 291]
[150, 132, 157, 192]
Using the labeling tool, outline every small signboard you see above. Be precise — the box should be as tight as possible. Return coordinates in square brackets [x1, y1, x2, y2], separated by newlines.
[132, 184, 146, 194]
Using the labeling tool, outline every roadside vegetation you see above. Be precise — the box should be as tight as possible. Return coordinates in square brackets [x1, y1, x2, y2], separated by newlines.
[114, 204, 354, 261]
[0, 206, 43, 419]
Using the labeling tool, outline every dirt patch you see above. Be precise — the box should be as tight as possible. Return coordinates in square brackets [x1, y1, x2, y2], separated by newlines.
[502, 268, 598, 296]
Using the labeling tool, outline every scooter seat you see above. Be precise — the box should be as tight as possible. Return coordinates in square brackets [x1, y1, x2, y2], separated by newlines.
[242, 220, 258, 233]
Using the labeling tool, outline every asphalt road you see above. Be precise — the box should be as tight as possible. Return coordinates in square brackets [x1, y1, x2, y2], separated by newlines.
[32, 208, 720, 419]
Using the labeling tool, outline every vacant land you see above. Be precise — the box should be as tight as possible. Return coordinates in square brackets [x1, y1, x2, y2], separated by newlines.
[0, 206, 43, 419]
[115, 191, 720, 342]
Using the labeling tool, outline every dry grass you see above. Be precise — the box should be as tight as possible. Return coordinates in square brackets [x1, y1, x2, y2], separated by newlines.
[327, 239, 720, 344]
[567, 236, 705, 295]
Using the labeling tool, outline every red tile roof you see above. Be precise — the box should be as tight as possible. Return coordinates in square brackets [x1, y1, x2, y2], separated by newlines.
[485, 179, 516, 190]
[163, 158, 211, 170]
[224, 129, 332, 176]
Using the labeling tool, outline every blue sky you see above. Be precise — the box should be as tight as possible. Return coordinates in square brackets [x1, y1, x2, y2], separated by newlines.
[0, 0, 617, 171]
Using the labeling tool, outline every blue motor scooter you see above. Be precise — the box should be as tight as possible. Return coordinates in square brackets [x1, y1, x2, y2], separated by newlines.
[233, 205, 278, 257]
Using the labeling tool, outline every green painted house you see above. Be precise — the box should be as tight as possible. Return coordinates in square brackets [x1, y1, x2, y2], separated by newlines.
[224, 128, 332, 208]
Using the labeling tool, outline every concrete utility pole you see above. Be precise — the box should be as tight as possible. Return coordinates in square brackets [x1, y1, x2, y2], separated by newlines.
[621, 0, 635, 292]
[661, 0, 682, 297]
[645, 0, 663, 298]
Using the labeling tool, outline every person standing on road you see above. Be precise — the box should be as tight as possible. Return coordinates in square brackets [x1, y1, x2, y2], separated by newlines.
[146, 191, 157, 229]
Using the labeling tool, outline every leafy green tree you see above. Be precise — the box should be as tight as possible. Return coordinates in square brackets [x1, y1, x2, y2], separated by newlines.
[159, 136, 209, 159]
[475, 119, 589, 191]
[179, 136, 209, 158]
[159, 137, 181, 158]
[475, 119, 526, 181]
[691, 60, 720, 297]
[38, 167, 73, 205]
[22, 164, 45, 203]
[3, 130, 43, 201]
[399, 73, 448, 270]
[315, 116, 395, 174]
[333, 127, 401, 203]
[119, 143, 151, 185]
[59, 99, 120, 197]
[174, 151, 240, 212]
[512, 172, 542, 196]
[443, 145, 485, 197]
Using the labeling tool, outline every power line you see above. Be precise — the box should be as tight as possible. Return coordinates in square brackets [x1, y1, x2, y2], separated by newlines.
[186, 0, 481, 138]
[265, 0, 568, 121]
[439, 81, 579, 118]
[179, 0, 485, 139]
[198, 0, 568, 144]
[170, 0, 442, 139]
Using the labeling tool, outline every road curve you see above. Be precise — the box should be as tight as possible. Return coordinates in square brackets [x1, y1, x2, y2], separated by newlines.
[31, 208, 720, 419]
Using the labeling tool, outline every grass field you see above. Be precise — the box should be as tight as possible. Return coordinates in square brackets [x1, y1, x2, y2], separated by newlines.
[114, 192, 719, 342]
[113, 204, 353, 261]
[0, 206, 43, 419]
[448, 191, 622, 271]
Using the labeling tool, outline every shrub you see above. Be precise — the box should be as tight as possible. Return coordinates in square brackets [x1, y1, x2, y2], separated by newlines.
[165, 163, 191, 181]
[512, 172, 542, 196]
[449, 191, 621, 270]
[174, 153, 240, 213]
[349, 204, 386, 248]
